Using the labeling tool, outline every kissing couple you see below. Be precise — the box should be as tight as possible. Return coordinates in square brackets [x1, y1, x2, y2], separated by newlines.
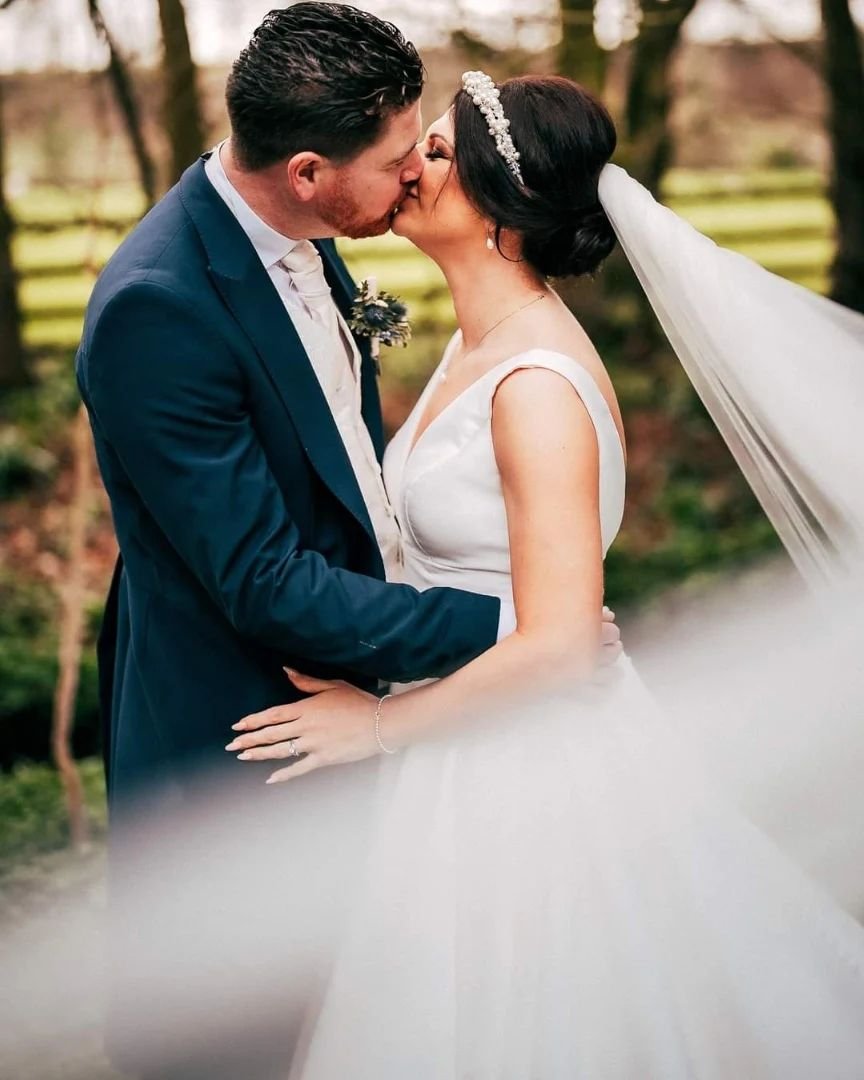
[77, 3, 864, 1078]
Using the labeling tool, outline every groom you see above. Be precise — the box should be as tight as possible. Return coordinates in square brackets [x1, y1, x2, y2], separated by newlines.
[79, 3, 505, 812]
[77, 3, 619, 1076]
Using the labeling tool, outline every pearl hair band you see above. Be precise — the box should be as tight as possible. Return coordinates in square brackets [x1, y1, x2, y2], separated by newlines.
[461, 70, 524, 186]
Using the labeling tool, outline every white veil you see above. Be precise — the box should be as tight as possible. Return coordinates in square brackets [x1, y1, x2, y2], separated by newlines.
[597, 167, 864, 913]
[598, 165, 864, 586]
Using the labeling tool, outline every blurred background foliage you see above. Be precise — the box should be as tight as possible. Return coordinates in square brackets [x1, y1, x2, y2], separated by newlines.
[0, 0, 862, 875]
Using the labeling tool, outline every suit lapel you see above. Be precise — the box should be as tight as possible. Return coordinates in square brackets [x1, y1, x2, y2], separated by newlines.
[179, 159, 378, 545]
[316, 239, 386, 462]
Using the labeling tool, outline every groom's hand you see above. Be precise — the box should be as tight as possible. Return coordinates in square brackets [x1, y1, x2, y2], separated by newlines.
[598, 605, 623, 669]
[586, 606, 625, 693]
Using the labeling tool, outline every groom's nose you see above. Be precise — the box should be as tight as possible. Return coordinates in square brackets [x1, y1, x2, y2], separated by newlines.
[400, 145, 425, 185]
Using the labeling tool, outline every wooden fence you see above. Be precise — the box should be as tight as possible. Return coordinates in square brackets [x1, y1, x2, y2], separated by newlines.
[13, 173, 832, 349]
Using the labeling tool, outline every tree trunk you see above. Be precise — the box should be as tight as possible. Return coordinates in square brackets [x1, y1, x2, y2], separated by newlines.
[820, 0, 864, 314]
[623, 0, 699, 193]
[157, 0, 205, 186]
[0, 78, 28, 390]
[87, 0, 158, 207]
[605, 0, 700, 367]
[51, 405, 93, 850]
[558, 0, 607, 96]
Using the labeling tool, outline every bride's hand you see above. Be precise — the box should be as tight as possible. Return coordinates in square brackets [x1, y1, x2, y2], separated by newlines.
[225, 671, 380, 783]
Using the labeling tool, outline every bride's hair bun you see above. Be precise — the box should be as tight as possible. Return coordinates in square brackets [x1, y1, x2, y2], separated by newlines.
[524, 202, 617, 279]
[453, 75, 618, 280]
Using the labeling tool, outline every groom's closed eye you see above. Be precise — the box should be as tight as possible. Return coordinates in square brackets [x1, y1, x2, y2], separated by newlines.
[387, 142, 422, 170]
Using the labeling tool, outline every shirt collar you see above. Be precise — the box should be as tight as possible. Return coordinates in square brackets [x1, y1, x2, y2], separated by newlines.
[204, 140, 301, 270]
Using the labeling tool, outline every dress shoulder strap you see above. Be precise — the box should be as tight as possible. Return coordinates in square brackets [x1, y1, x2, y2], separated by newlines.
[488, 350, 624, 466]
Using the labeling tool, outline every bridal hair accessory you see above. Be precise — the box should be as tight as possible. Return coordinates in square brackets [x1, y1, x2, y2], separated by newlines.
[374, 694, 398, 755]
[461, 70, 524, 185]
[349, 277, 412, 374]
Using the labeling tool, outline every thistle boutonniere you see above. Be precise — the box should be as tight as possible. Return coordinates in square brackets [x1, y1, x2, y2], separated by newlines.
[348, 276, 412, 375]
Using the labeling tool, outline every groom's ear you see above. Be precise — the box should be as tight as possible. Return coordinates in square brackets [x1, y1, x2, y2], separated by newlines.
[286, 152, 327, 202]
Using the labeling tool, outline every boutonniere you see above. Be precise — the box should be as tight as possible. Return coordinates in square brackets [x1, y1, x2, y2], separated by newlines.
[348, 276, 412, 375]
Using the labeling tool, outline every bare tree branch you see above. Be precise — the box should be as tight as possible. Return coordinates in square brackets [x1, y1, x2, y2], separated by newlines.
[86, 0, 158, 206]
[52, 404, 94, 850]
[726, 0, 823, 76]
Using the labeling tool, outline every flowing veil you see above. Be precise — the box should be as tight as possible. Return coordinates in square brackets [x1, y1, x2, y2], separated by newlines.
[597, 167, 864, 910]
[598, 165, 864, 586]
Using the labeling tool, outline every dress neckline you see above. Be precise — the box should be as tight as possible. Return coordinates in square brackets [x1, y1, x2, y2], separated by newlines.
[405, 332, 465, 461]
[404, 335, 626, 470]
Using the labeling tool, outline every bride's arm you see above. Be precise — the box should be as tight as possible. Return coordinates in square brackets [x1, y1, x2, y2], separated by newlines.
[228, 368, 607, 776]
[378, 367, 604, 739]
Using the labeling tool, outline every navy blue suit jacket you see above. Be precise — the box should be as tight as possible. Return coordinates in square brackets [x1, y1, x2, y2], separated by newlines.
[77, 156, 500, 806]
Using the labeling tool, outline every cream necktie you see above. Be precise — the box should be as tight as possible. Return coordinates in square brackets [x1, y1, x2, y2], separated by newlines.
[279, 239, 357, 398]
[279, 240, 337, 331]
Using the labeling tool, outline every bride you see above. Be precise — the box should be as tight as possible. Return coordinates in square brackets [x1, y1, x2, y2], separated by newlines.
[227, 72, 864, 1076]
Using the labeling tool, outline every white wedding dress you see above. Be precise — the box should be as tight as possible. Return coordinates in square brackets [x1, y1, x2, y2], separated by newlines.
[289, 337, 864, 1079]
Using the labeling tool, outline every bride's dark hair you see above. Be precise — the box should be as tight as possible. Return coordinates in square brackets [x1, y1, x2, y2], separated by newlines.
[452, 75, 617, 279]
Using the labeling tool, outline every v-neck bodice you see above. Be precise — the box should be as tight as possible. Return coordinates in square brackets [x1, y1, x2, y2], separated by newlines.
[382, 334, 626, 607]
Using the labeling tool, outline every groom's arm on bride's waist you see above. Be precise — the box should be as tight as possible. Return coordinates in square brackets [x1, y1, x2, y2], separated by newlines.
[78, 280, 499, 683]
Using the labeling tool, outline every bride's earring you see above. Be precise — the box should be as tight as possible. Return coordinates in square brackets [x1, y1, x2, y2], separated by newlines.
[485, 228, 495, 251]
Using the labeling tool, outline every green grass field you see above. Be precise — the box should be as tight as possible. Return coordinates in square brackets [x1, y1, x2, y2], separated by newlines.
[12, 168, 832, 360]
[0, 758, 106, 911]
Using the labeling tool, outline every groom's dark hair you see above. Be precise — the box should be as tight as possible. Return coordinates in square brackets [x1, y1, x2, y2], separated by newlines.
[226, 3, 425, 171]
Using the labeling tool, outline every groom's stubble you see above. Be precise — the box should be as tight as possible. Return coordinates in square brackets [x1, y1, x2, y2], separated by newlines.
[318, 169, 409, 240]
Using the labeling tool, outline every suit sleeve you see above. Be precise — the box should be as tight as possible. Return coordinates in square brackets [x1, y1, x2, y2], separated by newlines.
[82, 280, 499, 684]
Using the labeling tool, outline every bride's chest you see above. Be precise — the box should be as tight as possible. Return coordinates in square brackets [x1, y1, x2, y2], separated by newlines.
[384, 394, 512, 567]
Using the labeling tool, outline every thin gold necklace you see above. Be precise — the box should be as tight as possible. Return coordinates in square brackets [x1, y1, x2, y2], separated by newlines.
[441, 292, 548, 383]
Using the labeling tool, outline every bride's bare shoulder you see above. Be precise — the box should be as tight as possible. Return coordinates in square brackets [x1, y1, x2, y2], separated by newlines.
[494, 302, 626, 453]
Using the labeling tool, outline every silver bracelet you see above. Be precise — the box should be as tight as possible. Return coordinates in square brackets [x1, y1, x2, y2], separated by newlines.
[374, 694, 397, 755]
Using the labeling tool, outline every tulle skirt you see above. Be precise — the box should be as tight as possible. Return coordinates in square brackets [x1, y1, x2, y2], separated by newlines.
[289, 659, 864, 1079]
